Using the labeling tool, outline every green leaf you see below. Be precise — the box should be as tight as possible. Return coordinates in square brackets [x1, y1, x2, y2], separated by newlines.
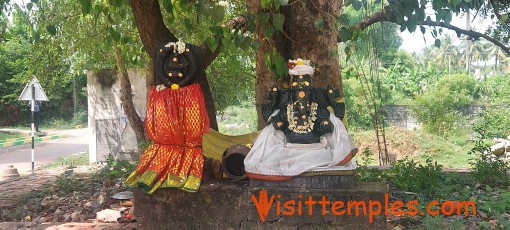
[206, 37, 218, 52]
[274, 0, 289, 6]
[443, 12, 452, 24]
[273, 55, 288, 77]
[183, 18, 193, 30]
[272, 13, 285, 32]
[259, 13, 270, 24]
[339, 27, 351, 42]
[434, 39, 441, 48]
[264, 25, 274, 38]
[120, 36, 130, 45]
[337, 14, 350, 27]
[314, 18, 324, 30]
[352, 0, 362, 11]
[210, 6, 225, 23]
[500, 14, 508, 24]
[46, 25, 57, 35]
[80, 0, 92, 14]
[209, 26, 224, 35]
[261, 0, 271, 9]
[26, 2, 33, 10]
[108, 27, 121, 42]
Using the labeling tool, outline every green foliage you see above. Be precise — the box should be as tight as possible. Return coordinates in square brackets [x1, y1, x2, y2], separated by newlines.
[206, 52, 255, 113]
[218, 105, 257, 135]
[387, 157, 444, 198]
[473, 108, 510, 139]
[358, 147, 376, 166]
[476, 75, 510, 104]
[54, 167, 84, 196]
[418, 216, 467, 230]
[94, 153, 137, 182]
[412, 73, 477, 136]
[469, 126, 510, 187]
[342, 78, 375, 130]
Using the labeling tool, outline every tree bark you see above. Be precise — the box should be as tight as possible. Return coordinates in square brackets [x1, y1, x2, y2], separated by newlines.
[129, 0, 218, 130]
[114, 43, 147, 146]
[247, 0, 343, 129]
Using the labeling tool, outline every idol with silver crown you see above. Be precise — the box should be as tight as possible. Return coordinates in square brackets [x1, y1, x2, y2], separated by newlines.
[244, 58, 358, 180]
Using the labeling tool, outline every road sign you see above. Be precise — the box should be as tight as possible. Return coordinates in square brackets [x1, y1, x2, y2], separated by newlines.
[18, 75, 49, 175]
[18, 75, 48, 101]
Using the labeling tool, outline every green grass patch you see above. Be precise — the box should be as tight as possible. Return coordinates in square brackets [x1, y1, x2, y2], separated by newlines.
[352, 127, 473, 168]
[0, 132, 25, 140]
[44, 152, 89, 169]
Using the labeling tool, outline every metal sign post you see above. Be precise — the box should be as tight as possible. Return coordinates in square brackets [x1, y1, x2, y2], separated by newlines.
[18, 76, 48, 175]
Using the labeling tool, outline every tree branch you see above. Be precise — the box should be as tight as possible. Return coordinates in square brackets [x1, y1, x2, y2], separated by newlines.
[129, 0, 177, 59]
[350, 9, 510, 55]
[489, 0, 503, 20]
[420, 20, 510, 55]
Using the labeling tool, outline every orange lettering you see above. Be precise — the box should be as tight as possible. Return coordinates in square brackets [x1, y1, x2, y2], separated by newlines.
[390, 201, 404, 216]
[427, 200, 440, 216]
[283, 200, 295, 216]
[318, 196, 330, 216]
[251, 189, 275, 222]
[348, 201, 367, 216]
[368, 200, 381, 223]
[331, 201, 345, 215]
[406, 200, 418, 216]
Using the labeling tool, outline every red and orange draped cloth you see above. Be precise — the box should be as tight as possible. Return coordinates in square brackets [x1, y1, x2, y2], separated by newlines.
[126, 83, 209, 193]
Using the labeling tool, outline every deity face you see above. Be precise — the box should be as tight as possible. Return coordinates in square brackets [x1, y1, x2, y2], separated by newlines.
[290, 74, 313, 90]
[154, 42, 199, 88]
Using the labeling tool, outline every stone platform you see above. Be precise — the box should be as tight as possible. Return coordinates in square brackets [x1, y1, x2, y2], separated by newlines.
[134, 179, 388, 229]
[250, 170, 355, 189]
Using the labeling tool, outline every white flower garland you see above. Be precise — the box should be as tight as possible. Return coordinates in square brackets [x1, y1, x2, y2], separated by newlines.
[164, 40, 186, 53]
[287, 102, 318, 133]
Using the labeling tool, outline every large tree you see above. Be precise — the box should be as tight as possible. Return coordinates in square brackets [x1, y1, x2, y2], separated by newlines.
[126, 0, 509, 129]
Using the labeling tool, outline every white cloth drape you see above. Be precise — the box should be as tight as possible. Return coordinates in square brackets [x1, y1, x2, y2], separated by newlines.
[244, 110, 357, 177]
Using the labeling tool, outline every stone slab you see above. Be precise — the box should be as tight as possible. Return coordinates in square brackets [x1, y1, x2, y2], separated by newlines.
[134, 180, 388, 229]
[250, 171, 355, 189]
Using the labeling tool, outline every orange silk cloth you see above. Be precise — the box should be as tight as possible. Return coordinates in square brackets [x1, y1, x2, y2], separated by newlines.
[126, 84, 209, 193]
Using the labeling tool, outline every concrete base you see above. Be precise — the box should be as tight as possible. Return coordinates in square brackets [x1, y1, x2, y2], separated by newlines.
[134, 180, 388, 229]
[34, 131, 47, 136]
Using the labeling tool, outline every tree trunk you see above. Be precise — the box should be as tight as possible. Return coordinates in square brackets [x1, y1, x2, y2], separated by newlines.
[247, 0, 343, 129]
[114, 43, 147, 145]
[129, 0, 218, 130]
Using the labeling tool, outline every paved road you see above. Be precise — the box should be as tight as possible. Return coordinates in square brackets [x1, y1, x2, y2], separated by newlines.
[0, 128, 89, 174]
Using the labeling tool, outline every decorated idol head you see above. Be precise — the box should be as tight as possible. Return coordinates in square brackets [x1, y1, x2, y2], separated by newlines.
[154, 40, 199, 89]
[288, 58, 313, 90]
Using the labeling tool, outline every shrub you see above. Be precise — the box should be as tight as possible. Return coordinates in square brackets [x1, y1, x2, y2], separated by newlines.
[387, 157, 444, 198]
[411, 73, 477, 136]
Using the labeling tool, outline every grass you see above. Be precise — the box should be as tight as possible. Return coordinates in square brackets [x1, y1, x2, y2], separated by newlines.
[0, 132, 25, 140]
[43, 152, 89, 169]
[351, 127, 474, 168]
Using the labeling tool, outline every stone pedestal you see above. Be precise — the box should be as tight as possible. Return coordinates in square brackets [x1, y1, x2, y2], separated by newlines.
[250, 170, 355, 189]
[134, 180, 388, 229]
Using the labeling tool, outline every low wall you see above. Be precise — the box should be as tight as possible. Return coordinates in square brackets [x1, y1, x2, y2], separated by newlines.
[134, 180, 388, 229]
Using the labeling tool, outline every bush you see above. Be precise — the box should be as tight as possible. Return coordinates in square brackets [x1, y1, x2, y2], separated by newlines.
[411, 73, 477, 136]
[469, 126, 510, 187]
[387, 157, 444, 198]
[473, 107, 510, 139]
[94, 153, 137, 183]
